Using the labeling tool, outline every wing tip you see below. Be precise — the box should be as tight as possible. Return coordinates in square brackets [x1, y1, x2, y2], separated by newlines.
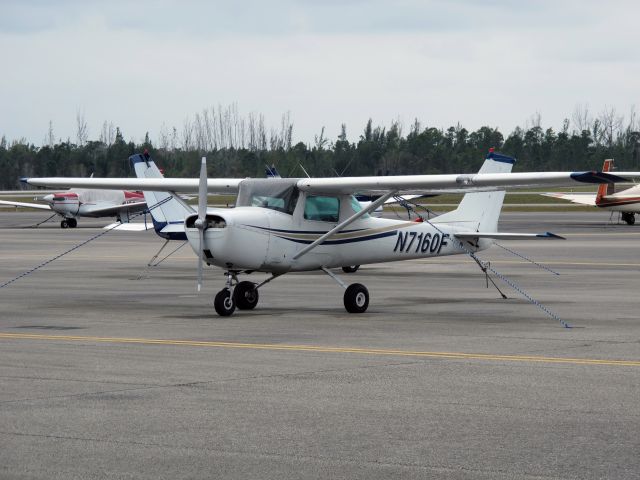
[539, 231, 566, 240]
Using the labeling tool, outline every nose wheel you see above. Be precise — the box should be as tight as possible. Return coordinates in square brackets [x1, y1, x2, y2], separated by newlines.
[60, 218, 77, 228]
[214, 289, 236, 316]
[213, 273, 261, 316]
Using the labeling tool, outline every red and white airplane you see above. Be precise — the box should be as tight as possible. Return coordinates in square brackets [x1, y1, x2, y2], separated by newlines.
[0, 187, 148, 228]
[544, 159, 640, 224]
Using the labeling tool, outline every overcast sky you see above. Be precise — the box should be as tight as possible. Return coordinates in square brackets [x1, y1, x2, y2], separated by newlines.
[1, 0, 639, 146]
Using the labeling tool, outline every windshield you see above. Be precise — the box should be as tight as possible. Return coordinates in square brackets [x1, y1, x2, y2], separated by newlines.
[236, 179, 300, 215]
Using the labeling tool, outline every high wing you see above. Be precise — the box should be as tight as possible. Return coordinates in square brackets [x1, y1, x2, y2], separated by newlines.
[24, 152, 640, 196]
[541, 192, 596, 206]
[25, 171, 640, 196]
[0, 199, 53, 211]
[297, 171, 640, 195]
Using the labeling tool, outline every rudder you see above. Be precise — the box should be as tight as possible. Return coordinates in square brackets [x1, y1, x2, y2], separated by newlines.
[432, 151, 515, 232]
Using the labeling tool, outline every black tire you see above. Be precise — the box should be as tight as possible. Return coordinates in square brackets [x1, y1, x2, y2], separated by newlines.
[342, 265, 360, 273]
[344, 283, 369, 314]
[214, 289, 236, 316]
[626, 214, 635, 225]
[60, 220, 69, 228]
[234, 281, 259, 310]
[67, 218, 77, 228]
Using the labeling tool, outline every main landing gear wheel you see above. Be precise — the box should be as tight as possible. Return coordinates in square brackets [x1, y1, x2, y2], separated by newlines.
[622, 212, 636, 225]
[214, 289, 236, 316]
[344, 283, 369, 314]
[67, 218, 77, 228]
[60, 219, 69, 228]
[342, 265, 360, 273]
[234, 281, 259, 310]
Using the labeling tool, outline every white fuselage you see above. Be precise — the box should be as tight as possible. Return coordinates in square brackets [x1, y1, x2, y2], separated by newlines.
[43, 189, 144, 218]
[185, 193, 488, 273]
[598, 184, 640, 212]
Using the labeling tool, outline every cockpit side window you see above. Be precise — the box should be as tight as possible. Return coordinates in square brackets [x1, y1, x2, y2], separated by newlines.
[349, 195, 370, 218]
[236, 179, 299, 215]
[304, 195, 340, 222]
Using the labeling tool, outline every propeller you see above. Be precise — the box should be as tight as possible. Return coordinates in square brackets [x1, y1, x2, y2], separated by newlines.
[195, 156, 208, 291]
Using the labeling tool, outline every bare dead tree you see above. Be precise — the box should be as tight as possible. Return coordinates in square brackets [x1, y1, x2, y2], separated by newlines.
[158, 123, 170, 151]
[280, 111, 293, 151]
[248, 112, 257, 151]
[100, 121, 115, 146]
[599, 106, 624, 148]
[572, 104, 591, 134]
[170, 126, 178, 151]
[524, 112, 542, 132]
[258, 114, 267, 151]
[182, 117, 194, 151]
[76, 110, 88, 146]
[193, 112, 204, 151]
[314, 126, 327, 150]
[44, 120, 55, 147]
[411, 118, 421, 137]
[625, 105, 638, 137]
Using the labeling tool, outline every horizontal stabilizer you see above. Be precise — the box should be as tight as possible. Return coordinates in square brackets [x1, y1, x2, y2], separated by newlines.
[542, 192, 596, 206]
[454, 231, 565, 240]
[104, 222, 153, 231]
[0, 200, 52, 211]
[160, 223, 186, 234]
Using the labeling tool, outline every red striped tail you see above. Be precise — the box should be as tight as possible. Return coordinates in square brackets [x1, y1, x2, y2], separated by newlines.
[596, 159, 615, 205]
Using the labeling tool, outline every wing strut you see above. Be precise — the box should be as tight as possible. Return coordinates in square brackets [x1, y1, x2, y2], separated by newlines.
[292, 191, 397, 260]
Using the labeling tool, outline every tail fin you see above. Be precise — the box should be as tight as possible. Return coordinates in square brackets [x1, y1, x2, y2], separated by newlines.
[595, 159, 615, 204]
[129, 154, 193, 240]
[265, 164, 281, 178]
[432, 151, 515, 232]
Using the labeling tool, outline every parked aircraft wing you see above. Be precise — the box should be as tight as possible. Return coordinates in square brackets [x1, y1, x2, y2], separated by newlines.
[0, 200, 52, 210]
[454, 231, 565, 240]
[24, 177, 243, 194]
[541, 192, 596, 206]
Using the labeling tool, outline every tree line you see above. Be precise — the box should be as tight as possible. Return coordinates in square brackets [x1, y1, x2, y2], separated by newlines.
[1, 105, 639, 190]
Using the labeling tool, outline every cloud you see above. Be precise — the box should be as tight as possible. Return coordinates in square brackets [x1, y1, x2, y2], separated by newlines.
[1, 0, 639, 145]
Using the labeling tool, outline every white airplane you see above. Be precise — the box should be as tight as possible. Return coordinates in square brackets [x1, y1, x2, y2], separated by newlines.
[25, 151, 640, 316]
[543, 159, 640, 225]
[0, 186, 148, 228]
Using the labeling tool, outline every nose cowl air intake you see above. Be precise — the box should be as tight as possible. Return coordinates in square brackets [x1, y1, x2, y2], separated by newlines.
[186, 214, 227, 229]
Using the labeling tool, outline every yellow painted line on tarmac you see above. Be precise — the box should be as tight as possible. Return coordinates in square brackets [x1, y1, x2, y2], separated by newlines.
[1, 332, 639, 367]
[415, 259, 640, 267]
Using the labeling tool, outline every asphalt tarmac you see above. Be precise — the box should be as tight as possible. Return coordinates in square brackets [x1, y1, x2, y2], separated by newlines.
[1, 211, 639, 479]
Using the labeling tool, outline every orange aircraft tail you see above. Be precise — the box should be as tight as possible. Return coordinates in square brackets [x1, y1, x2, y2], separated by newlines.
[596, 159, 615, 204]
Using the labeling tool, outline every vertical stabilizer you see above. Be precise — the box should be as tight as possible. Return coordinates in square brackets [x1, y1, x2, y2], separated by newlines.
[129, 154, 193, 240]
[432, 152, 515, 232]
[595, 159, 615, 204]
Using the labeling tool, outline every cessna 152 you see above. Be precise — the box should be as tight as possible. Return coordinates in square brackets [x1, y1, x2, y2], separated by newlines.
[544, 159, 640, 225]
[0, 187, 148, 228]
[25, 151, 640, 316]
